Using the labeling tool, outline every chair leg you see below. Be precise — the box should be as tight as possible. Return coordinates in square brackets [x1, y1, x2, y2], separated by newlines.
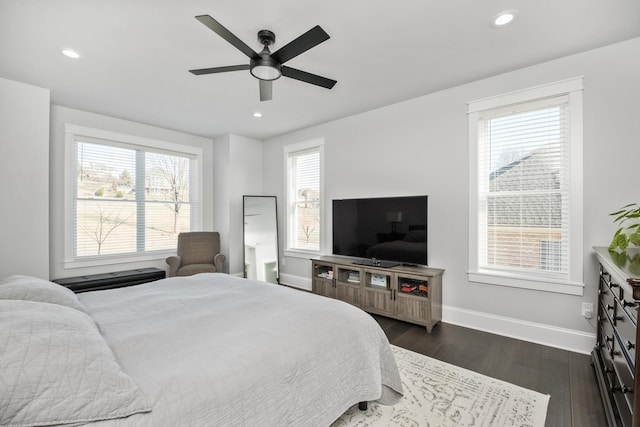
[358, 401, 368, 411]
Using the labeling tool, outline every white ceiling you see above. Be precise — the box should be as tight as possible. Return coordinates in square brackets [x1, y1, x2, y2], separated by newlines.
[1, 1, 639, 140]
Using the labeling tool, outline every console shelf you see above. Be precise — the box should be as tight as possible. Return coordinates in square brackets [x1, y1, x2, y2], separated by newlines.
[311, 256, 444, 332]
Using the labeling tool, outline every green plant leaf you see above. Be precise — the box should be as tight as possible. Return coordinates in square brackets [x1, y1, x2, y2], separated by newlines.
[610, 228, 623, 250]
[614, 212, 631, 223]
[610, 229, 629, 251]
[609, 204, 640, 251]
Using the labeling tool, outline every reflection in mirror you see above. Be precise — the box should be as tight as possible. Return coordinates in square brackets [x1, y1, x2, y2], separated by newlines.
[243, 196, 279, 284]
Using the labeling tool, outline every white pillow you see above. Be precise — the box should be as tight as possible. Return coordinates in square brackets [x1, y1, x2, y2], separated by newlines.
[0, 300, 151, 426]
[0, 275, 88, 313]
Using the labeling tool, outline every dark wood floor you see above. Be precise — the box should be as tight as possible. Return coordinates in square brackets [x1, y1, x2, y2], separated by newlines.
[371, 315, 607, 427]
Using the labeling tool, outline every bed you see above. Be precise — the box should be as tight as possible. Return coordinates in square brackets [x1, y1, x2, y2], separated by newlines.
[0, 273, 402, 427]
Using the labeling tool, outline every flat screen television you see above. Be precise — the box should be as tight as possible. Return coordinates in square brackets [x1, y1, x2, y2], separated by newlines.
[332, 195, 428, 267]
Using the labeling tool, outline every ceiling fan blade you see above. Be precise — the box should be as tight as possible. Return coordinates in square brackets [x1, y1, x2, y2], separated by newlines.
[195, 15, 259, 60]
[189, 64, 250, 75]
[281, 66, 337, 89]
[259, 80, 273, 101]
[271, 25, 330, 64]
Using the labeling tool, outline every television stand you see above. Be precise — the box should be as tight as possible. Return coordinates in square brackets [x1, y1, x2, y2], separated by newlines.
[311, 256, 444, 332]
[354, 258, 399, 268]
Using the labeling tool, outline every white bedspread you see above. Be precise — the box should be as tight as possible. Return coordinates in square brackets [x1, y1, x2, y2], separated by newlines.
[77, 273, 402, 427]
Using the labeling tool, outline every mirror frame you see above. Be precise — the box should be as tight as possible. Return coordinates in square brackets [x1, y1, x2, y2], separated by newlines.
[242, 195, 280, 284]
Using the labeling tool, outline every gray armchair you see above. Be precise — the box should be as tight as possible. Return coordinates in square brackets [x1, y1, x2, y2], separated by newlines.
[166, 232, 226, 277]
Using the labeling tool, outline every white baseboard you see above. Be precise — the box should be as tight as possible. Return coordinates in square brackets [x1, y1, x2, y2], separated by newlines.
[442, 305, 596, 355]
[278, 273, 311, 291]
[275, 273, 595, 354]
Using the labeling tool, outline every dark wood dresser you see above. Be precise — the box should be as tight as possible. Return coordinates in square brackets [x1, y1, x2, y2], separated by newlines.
[593, 247, 640, 427]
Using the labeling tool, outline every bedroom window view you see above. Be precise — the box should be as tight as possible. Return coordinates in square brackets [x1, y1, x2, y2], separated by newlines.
[75, 141, 197, 258]
[287, 146, 320, 252]
[477, 98, 570, 278]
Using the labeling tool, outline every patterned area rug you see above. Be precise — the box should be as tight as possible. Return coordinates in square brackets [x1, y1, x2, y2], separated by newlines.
[333, 345, 550, 427]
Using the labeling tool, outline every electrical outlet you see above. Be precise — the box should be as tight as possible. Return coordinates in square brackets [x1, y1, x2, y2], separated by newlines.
[582, 302, 594, 319]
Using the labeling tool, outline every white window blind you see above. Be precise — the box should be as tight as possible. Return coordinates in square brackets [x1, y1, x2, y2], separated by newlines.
[73, 138, 198, 259]
[286, 146, 320, 252]
[477, 96, 570, 279]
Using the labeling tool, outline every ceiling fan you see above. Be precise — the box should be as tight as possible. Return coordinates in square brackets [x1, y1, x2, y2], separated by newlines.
[189, 15, 337, 101]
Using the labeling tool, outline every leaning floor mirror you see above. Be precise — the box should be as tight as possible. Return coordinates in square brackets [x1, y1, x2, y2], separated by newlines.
[243, 196, 279, 284]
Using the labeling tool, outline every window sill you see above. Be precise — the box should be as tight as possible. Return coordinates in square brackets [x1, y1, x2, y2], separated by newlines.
[64, 251, 172, 270]
[468, 270, 584, 296]
[284, 249, 320, 260]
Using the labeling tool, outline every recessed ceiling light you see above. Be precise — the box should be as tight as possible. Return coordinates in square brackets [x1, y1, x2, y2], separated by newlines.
[492, 10, 518, 28]
[252, 112, 263, 118]
[59, 48, 81, 59]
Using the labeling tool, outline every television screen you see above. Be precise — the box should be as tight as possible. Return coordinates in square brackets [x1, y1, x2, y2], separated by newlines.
[332, 195, 428, 267]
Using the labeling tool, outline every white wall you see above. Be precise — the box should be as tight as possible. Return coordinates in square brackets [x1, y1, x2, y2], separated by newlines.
[262, 37, 640, 353]
[49, 105, 215, 279]
[212, 134, 263, 276]
[0, 78, 50, 279]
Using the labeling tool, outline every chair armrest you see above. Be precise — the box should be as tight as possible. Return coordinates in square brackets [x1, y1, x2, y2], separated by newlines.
[166, 255, 182, 277]
[214, 253, 226, 273]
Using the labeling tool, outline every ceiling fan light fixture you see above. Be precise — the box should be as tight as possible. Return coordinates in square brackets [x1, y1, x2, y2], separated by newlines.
[250, 57, 282, 81]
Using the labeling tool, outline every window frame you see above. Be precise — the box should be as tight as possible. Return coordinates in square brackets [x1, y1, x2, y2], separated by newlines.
[467, 78, 584, 295]
[63, 124, 203, 269]
[283, 138, 325, 258]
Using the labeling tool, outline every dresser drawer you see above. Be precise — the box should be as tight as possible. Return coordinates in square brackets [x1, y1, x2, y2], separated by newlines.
[600, 315, 616, 357]
[610, 366, 633, 427]
[602, 268, 623, 300]
[600, 284, 617, 321]
[614, 298, 637, 368]
[612, 330, 635, 409]
[620, 290, 639, 327]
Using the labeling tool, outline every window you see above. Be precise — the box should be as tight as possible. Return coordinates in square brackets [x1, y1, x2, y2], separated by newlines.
[468, 78, 584, 295]
[64, 124, 202, 267]
[284, 139, 324, 254]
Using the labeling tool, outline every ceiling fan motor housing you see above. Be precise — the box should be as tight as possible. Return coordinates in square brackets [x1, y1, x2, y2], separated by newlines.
[257, 29, 276, 46]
